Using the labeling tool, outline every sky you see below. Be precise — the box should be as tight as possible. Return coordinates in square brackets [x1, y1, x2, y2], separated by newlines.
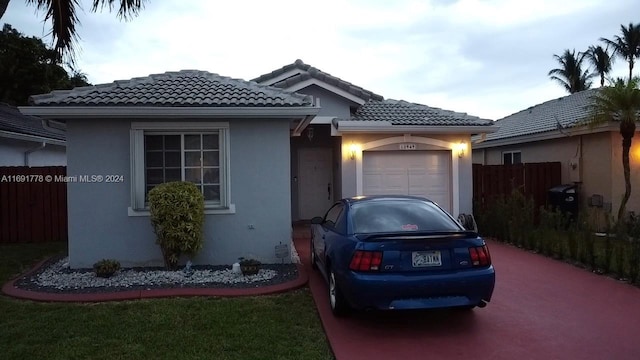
[2, 0, 637, 120]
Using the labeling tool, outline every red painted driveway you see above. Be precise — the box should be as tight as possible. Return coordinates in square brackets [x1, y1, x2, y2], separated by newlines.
[293, 228, 640, 360]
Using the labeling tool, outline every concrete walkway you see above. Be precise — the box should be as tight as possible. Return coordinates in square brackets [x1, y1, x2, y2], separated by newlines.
[293, 225, 640, 360]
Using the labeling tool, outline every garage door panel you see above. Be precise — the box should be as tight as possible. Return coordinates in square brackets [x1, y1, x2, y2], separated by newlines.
[363, 169, 407, 195]
[363, 151, 451, 212]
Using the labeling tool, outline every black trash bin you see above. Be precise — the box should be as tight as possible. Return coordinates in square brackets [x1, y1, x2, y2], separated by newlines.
[548, 184, 578, 217]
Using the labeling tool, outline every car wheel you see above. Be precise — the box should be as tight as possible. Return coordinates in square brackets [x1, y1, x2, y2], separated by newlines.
[328, 268, 349, 316]
[310, 239, 318, 270]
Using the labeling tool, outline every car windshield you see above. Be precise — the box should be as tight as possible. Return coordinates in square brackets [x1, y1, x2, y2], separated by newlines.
[350, 199, 463, 234]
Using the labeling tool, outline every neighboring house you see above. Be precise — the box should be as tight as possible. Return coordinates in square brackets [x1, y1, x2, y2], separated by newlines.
[472, 89, 640, 217]
[21, 61, 496, 268]
[0, 103, 66, 166]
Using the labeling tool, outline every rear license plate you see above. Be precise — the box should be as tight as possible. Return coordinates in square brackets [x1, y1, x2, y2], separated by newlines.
[412, 251, 442, 267]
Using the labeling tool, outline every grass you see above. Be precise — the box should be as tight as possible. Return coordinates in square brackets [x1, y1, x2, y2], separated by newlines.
[0, 242, 334, 360]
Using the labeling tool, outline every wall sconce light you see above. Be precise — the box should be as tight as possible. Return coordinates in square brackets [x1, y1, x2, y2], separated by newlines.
[306, 127, 314, 142]
[349, 143, 358, 160]
[457, 141, 467, 158]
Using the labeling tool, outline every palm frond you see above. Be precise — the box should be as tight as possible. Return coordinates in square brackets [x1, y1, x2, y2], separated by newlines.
[24, 0, 146, 63]
[584, 77, 640, 128]
[549, 75, 571, 93]
[26, 0, 81, 64]
[549, 49, 592, 93]
[91, 0, 145, 20]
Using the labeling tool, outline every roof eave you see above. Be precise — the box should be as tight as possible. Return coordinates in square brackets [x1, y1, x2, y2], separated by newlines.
[19, 106, 321, 120]
[0, 130, 66, 146]
[335, 121, 499, 134]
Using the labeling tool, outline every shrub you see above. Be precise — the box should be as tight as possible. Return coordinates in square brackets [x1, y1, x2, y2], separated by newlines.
[504, 190, 535, 248]
[474, 190, 534, 245]
[628, 239, 640, 283]
[148, 181, 205, 270]
[613, 241, 626, 277]
[93, 259, 121, 278]
[238, 257, 261, 276]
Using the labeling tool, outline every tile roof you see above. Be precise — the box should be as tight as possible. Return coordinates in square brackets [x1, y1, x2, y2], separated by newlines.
[0, 104, 65, 141]
[483, 89, 598, 142]
[343, 99, 494, 126]
[29, 70, 313, 107]
[252, 59, 384, 102]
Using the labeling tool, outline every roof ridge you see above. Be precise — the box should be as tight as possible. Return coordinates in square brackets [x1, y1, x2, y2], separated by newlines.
[252, 59, 384, 102]
[28, 69, 315, 107]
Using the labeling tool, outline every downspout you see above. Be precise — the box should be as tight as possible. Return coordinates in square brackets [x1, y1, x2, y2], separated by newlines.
[24, 142, 46, 166]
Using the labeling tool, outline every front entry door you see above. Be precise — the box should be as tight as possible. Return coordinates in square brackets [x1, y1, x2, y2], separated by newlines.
[298, 147, 333, 219]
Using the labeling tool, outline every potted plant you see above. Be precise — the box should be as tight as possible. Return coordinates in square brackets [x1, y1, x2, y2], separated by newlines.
[238, 257, 261, 276]
[93, 259, 121, 278]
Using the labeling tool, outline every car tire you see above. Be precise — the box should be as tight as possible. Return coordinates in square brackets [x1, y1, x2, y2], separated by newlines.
[310, 239, 318, 270]
[328, 267, 350, 316]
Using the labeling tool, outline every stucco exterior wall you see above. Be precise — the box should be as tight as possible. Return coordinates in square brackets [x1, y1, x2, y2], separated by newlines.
[0, 138, 66, 166]
[581, 132, 614, 211]
[66, 118, 292, 268]
[340, 133, 473, 216]
[611, 132, 640, 216]
[297, 85, 357, 118]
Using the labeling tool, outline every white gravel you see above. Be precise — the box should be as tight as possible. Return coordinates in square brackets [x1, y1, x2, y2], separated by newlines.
[34, 258, 278, 290]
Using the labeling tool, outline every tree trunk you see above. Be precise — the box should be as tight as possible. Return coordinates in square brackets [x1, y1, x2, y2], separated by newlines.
[617, 130, 635, 222]
[0, 0, 10, 19]
[630, 60, 635, 86]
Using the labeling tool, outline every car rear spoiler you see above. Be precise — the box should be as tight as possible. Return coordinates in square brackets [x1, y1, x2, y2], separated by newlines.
[355, 231, 479, 241]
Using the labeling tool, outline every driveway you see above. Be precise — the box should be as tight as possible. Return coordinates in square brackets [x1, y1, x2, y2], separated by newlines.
[293, 226, 640, 360]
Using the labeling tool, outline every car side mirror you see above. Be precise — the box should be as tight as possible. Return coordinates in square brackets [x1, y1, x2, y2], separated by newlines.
[310, 216, 323, 225]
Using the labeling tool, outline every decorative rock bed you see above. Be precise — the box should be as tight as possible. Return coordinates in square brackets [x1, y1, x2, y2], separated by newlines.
[14, 256, 300, 294]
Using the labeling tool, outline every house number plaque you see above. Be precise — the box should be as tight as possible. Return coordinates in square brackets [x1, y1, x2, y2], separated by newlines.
[399, 143, 417, 150]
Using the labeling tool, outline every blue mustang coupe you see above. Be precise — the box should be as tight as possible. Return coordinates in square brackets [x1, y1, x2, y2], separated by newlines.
[310, 195, 495, 316]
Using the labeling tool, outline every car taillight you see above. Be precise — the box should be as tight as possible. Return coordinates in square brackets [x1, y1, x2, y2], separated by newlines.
[469, 245, 491, 267]
[349, 250, 383, 271]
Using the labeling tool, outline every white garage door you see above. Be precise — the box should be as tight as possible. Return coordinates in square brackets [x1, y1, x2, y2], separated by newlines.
[363, 151, 451, 212]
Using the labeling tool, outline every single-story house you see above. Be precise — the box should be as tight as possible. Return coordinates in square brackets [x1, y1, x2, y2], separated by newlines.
[0, 103, 66, 166]
[472, 88, 640, 218]
[21, 60, 497, 268]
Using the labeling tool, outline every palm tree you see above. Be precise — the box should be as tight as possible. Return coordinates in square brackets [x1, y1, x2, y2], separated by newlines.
[586, 77, 640, 222]
[549, 49, 593, 93]
[601, 23, 640, 82]
[586, 45, 613, 87]
[0, 0, 145, 62]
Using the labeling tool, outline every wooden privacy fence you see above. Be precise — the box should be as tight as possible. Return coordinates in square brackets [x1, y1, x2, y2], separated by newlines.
[0, 166, 67, 243]
[472, 162, 562, 210]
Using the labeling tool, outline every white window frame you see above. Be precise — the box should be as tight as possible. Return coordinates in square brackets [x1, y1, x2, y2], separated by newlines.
[128, 121, 235, 216]
[502, 150, 522, 165]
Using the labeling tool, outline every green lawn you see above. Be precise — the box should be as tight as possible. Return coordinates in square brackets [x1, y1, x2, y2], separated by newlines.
[0, 243, 334, 360]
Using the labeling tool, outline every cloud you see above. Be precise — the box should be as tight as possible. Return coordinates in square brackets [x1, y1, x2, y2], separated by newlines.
[1, 0, 637, 120]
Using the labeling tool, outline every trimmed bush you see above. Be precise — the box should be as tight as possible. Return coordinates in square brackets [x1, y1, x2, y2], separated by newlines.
[93, 259, 121, 278]
[148, 181, 205, 270]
